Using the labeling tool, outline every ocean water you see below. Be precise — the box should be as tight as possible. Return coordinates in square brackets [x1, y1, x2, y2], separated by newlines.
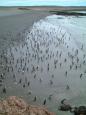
[0, 14, 86, 115]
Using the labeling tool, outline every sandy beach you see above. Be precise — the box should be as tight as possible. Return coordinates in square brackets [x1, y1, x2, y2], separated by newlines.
[0, 7, 86, 115]
[0, 8, 50, 52]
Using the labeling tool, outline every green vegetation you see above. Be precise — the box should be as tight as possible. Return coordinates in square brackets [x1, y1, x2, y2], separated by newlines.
[49, 10, 86, 16]
[18, 7, 30, 10]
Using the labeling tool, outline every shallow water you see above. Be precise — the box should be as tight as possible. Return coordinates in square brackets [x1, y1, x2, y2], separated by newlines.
[0, 14, 86, 115]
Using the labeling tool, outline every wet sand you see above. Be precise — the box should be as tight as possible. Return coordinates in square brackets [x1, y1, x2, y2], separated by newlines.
[0, 7, 86, 115]
[0, 8, 50, 52]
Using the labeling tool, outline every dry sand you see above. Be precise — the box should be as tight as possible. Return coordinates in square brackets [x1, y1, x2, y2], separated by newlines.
[24, 6, 86, 11]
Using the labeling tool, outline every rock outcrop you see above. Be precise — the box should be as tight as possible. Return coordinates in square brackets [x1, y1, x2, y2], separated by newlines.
[0, 96, 55, 115]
